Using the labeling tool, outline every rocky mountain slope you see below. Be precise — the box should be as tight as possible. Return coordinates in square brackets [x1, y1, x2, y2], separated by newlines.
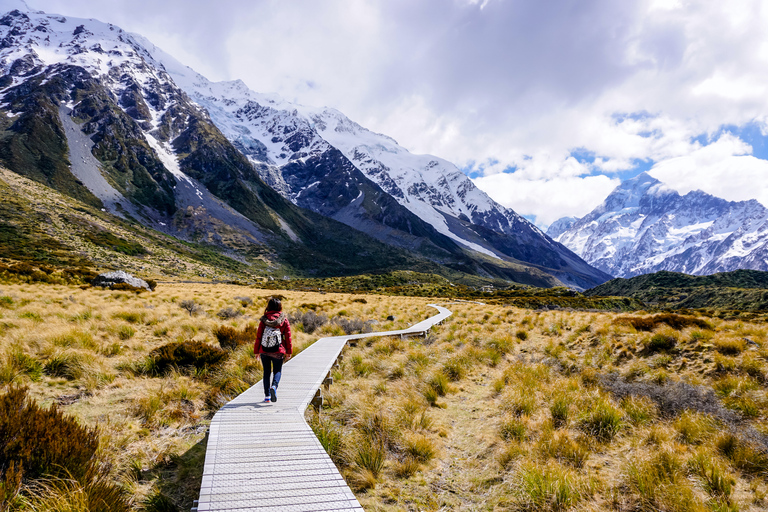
[549, 172, 768, 278]
[0, 4, 608, 287]
[146, 43, 608, 289]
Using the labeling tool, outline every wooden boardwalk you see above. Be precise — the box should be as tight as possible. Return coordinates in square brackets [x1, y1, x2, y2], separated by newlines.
[194, 304, 453, 512]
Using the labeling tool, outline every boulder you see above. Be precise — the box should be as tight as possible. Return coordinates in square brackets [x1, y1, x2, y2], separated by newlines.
[92, 271, 151, 291]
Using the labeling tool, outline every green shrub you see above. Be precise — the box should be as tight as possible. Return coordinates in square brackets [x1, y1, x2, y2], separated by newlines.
[614, 314, 711, 331]
[515, 462, 584, 511]
[0, 349, 42, 383]
[716, 433, 768, 476]
[117, 324, 135, 340]
[499, 417, 527, 441]
[44, 352, 88, 380]
[146, 341, 228, 376]
[309, 416, 345, 465]
[403, 434, 436, 462]
[646, 333, 676, 353]
[621, 395, 657, 426]
[578, 398, 623, 442]
[0, 386, 129, 511]
[550, 395, 570, 428]
[442, 355, 469, 381]
[516, 330, 528, 341]
[428, 371, 450, 397]
[112, 311, 145, 324]
[354, 439, 386, 477]
[213, 324, 257, 350]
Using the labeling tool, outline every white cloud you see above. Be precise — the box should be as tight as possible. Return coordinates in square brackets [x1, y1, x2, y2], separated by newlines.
[649, 134, 768, 207]
[22, 0, 768, 223]
[473, 173, 620, 227]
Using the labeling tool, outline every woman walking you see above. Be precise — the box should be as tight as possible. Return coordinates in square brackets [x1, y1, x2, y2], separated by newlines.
[254, 297, 292, 403]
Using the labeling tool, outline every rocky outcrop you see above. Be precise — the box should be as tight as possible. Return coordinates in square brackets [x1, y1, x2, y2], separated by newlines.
[92, 271, 151, 291]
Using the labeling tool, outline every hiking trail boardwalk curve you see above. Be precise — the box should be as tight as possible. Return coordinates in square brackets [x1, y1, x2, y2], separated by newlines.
[194, 304, 453, 512]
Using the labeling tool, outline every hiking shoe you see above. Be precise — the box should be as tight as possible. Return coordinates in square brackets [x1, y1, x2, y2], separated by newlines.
[263, 396, 271, 403]
[270, 387, 277, 403]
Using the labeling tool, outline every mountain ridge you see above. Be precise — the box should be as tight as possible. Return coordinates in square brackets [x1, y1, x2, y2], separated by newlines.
[549, 172, 768, 278]
[0, 4, 609, 288]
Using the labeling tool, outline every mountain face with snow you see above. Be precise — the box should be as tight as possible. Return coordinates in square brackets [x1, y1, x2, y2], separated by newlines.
[0, 4, 609, 287]
[548, 172, 768, 278]
[150, 47, 608, 288]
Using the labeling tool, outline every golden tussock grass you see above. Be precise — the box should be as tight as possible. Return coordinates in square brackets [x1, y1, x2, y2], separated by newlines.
[4, 283, 768, 510]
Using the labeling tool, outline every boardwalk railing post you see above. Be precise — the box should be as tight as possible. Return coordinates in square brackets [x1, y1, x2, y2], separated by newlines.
[323, 373, 333, 390]
[311, 389, 323, 412]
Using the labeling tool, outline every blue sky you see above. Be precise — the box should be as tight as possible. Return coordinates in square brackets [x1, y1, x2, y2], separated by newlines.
[23, 0, 768, 228]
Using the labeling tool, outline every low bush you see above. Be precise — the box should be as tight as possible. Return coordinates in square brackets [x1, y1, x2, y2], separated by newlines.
[179, 300, 203, 316]
[646, 333, 677, 353]
[550, 395, 571, 428]
[514, 462, 585, 511]
[614, 314, 711, 331]
[624, 449, 702, 511]
[0, 349, 42, 384]
[309, 416, 345, 465]
[213, 324, 257, 350]
[713, 338, 746, 355]
[289, 310, 328, 334]
[216, 307, 242, 320]
[332, 316, 373, 335]
[600, 373, 738, 421]
[577, 398, 623, 442]
[0, 386, 130, 511]
[44, 352, 89, 380]
[499, 416, 527, 441]
[234, 296, 253, 307]
[146, 341, 228, 376]
[537, 432, 589, 468]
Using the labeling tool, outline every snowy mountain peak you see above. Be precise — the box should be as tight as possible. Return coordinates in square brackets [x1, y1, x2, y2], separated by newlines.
[554, 173, 768, 278]
[0, 2, 610, 289]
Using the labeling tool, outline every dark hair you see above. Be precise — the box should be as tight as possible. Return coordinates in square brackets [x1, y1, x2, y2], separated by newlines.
[265, 297, 282, 313]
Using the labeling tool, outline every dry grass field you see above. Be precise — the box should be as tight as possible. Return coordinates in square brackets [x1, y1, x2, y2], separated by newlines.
[1, 282, 768, 511]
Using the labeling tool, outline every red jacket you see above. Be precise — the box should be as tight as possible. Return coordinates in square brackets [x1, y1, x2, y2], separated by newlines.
[254, 311, 292, 357]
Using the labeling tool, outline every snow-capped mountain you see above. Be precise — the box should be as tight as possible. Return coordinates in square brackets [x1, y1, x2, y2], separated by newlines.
[139, 43, 609, 288]
[0, 3, 609, 287]
[548, 172, 768, 278]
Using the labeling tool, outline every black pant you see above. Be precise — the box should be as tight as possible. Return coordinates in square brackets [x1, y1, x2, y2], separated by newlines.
[260, 354, 283, 396]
